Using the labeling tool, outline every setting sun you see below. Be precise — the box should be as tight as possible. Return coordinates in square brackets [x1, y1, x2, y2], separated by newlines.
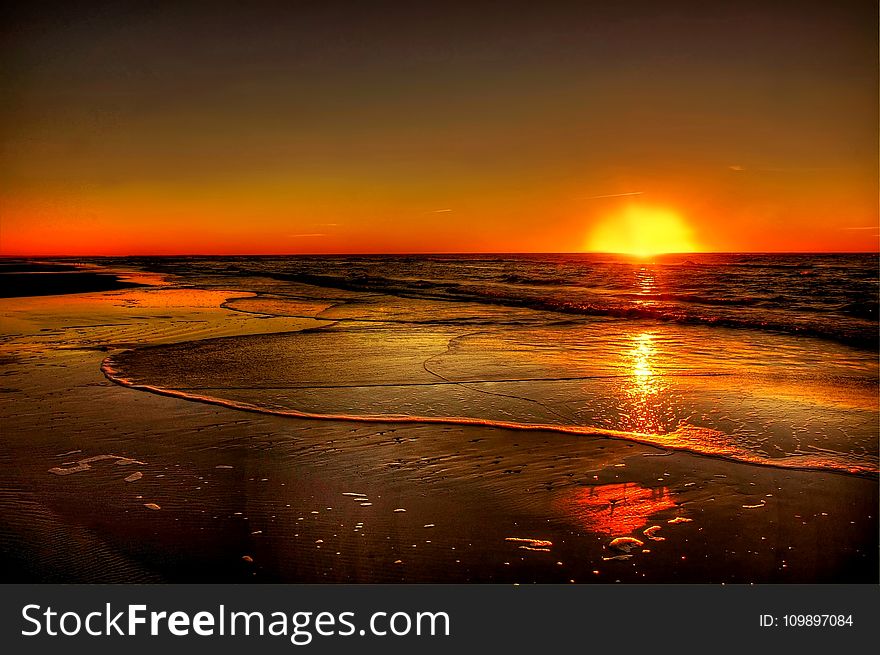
[587, 205, 698, 257]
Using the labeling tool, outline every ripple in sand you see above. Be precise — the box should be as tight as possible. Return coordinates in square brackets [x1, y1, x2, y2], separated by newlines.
[609, 537, 644, 552]
[144, 503, 161, 510]
[49, 454, 146, 476]
[124, 472, 143, 483]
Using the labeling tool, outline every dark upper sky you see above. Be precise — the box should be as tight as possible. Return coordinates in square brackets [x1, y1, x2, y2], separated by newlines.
[2, 0, 877, 254]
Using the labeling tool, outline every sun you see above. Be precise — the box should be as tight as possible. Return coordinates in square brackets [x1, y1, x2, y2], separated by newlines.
[586, 205, 697, 257]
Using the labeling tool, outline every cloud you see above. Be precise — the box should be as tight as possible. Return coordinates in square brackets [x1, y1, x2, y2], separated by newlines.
[583, 191, 643, 200]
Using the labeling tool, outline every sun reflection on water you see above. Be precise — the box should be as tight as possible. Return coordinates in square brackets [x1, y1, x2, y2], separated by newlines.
[563, 482, 677, 536]
[619, 331, 673, 434]
[634, 266, 657, 297]
[631, 332, 656, 382]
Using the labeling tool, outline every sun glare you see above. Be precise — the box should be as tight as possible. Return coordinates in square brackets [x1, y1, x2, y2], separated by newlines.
[587, 205, 697, 257]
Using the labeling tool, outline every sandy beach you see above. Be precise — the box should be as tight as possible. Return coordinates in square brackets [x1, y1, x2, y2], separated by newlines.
[0, 261, 875, 583]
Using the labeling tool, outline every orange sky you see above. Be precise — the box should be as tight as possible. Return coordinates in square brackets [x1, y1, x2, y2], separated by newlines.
[1, 1, 877, 256]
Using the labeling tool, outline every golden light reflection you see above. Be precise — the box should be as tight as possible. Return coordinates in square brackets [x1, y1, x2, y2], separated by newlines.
[587, 205, 697, 257]
[618, 331, 673, 434]
[633, 266, 658, 303]
[563, 482, 676, 536]
[631, 332, 655, 382]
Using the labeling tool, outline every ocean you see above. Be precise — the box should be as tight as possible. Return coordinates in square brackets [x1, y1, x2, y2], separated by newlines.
[1, 253, 877, 583]
[101, 253, 879, 477]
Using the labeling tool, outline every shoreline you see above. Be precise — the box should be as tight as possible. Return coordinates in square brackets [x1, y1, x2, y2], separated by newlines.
[0, 265, 876, 583]
[99, 354, 880, 480]
[0, 271, 146, 299]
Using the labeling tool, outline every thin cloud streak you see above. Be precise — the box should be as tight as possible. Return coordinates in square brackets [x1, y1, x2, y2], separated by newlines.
[583, 191, 644, 200]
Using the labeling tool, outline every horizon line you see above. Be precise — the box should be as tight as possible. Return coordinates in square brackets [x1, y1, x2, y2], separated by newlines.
[1, 250, 878, 258]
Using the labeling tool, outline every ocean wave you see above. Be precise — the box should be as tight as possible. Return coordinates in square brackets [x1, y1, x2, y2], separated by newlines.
[252, 271, 877, 348]
[100, 354, 877, 478]
[117, 254, 879, 349]
[616, 292, 766, 307]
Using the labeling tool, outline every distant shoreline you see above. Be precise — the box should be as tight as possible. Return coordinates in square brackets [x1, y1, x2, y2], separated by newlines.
[0, 266, 145, 299]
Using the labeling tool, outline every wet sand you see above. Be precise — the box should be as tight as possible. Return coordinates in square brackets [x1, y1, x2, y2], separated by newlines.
[0, 262, 147, 298]
[0, 268, 876, 583]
